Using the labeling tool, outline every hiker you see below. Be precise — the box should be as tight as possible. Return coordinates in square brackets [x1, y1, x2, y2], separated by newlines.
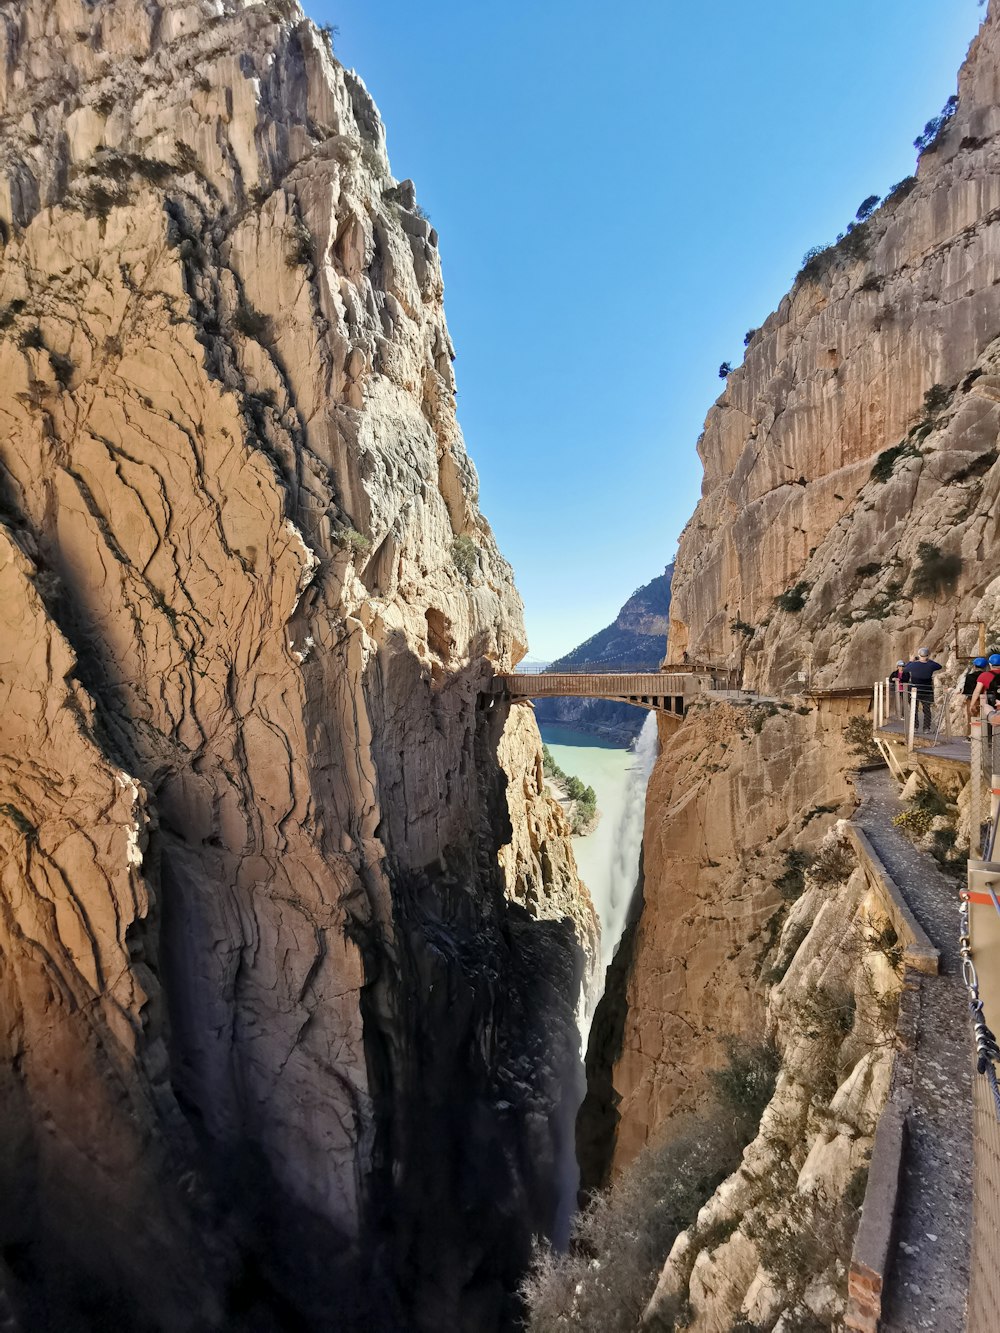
[902, 647, 942, 732]
[888, 660, 908, 719]
[969, 653, 1000, 730]
[964, 656, 988, 730]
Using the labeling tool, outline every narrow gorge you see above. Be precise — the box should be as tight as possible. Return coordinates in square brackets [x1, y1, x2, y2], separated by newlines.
[2, 2, 999, 1332]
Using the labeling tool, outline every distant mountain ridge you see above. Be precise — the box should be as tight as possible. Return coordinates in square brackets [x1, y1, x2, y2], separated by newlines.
[533, 568, 672, 743]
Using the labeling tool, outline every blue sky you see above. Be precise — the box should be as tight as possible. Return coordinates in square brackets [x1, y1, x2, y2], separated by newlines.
[309, 0, 986, 660]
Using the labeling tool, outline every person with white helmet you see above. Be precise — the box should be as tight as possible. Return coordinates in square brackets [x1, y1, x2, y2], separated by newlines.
[969, 653, 1000, 730]
[902, 647, 942, 732]
[888, 659, 909, 719]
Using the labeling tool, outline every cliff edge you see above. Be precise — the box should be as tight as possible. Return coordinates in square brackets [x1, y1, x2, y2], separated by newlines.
[0, 3, 592, 1329]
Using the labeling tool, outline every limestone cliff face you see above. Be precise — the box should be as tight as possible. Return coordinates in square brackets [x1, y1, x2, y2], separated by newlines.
[611, 702, 857, 1168]
[642, 832, 901, 1330]
[670, 4, 1000, 689]
[0, 3, 591, 1328]
[606, 2, 1000, 1164]
[595, 1, 1000, 1315]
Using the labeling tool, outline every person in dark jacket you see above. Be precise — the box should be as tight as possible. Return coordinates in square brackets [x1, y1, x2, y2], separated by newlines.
[902, 647, 942, 732]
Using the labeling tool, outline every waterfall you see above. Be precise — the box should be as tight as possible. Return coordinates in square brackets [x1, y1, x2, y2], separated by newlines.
[581, 710, 660, 1040]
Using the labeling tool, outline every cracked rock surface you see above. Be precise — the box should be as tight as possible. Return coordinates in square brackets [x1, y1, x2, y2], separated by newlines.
[0, 3, 593, 1329]
[669, 5, 1000, 692]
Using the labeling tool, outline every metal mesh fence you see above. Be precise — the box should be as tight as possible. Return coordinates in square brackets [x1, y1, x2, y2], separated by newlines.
[969, 1029, 1000, 1331]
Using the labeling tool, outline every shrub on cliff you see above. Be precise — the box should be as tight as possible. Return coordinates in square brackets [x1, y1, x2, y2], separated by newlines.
[335, 526, 370, 557]
[773, 581, 811, 614]
[911, 541, 963, 599]
[709, 1038, 780, 1136]
[870, 439, 919, 483]
[914, 94, 958, 154]
[844, 715, 880, 765]
[522, 1063, 764, 1331]
[451, 534, 478, 580]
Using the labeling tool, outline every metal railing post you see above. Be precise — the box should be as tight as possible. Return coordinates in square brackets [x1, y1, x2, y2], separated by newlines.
[873, 681, 880, 734]
[907, 686, 917, 754]
[972, 710, 983, 858]
[989, 703, 999, 863]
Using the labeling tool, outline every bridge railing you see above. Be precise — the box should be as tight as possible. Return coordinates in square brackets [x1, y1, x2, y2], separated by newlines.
[503, 672, 695, 699]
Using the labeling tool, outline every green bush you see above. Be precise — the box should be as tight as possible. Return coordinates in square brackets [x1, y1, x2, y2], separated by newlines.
[730, 617, 755, 637]
[842, 578, 904, 626]
[870, 440, 919, 483]
[922, 382, 953, 417]
[844, 715, 880, 764]
[232, 301, 271, 340]
[542, 746, 596, 832]
[719, 361, 733, 378]
[914, 95, 958, 153]
[335, 526, 370, 556]
[709, 1038, 781, 1136]
[910, 540, 962, 598]
[451, 534, 478, 580]
[776, 848, 815, 901]
[773, 581, 811, 613]
[886, 176, 917, 204]
[810, 841, 855, 886]
[856, 194, 880, 222]
[285, 221, 313, 269]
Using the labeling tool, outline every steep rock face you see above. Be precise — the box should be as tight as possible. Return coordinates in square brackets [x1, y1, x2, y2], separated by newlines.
[533, 567, 672, 743]
[670, 6, 1000, 689]
[609, 702, 856, 1168]
[0, 3, 591, 1328]
[643, 839, 901, 1330]
[605, 4, 1000, 1177]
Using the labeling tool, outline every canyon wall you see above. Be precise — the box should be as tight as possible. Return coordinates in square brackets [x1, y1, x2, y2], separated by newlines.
[609, 0, 1000, 1171]
[0, 2, 592, 1329]
[670, 6, 1000, 689]
[588, 1, 1000, 1323]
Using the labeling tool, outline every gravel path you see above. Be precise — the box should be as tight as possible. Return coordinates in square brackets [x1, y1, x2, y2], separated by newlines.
[856, 769, 973, 1333]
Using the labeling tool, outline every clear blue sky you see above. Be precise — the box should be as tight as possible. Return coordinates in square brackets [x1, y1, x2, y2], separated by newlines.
[308, 0, 985, 660]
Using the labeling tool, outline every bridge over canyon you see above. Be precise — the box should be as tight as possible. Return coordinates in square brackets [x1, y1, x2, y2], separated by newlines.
[492, 665, 738, 715]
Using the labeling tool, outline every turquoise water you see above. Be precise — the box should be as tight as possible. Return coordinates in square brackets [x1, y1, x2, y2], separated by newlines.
[540, 715, 658, 1029]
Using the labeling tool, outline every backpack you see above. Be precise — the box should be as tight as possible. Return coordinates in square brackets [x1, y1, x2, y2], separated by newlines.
[986, 672, 1000, 707]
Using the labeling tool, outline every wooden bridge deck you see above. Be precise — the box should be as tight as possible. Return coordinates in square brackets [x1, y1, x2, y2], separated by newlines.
[494, 671, 718, 714]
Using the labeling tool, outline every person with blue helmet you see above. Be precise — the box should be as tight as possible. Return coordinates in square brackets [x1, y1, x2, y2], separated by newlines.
[964, 657, 989, 730]
[902, 646, 942, 732]
[969, 653, 1000, 730]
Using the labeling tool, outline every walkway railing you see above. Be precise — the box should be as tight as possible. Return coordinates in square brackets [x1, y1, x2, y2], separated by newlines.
[965, 717, 1000, 1332]
[872, 675, 1000, 1328]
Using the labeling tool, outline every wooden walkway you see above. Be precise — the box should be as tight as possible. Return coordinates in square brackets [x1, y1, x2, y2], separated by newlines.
[496, 671, 713, 715]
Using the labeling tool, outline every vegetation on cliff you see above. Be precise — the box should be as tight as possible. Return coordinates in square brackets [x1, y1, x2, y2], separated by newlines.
[542, 744, 598, 834]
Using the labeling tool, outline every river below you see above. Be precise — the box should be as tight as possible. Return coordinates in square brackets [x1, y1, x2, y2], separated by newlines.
[539, 712, 658, 1037]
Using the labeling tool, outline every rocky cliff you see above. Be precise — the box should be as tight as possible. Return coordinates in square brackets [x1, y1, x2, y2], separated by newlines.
[669, 9, 1000, 687]
[533, 567, 672, 743]
[610, 0, 1000, 1162]
[587, 1, 1000, 1325]
[0, 3, 592, 1329]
